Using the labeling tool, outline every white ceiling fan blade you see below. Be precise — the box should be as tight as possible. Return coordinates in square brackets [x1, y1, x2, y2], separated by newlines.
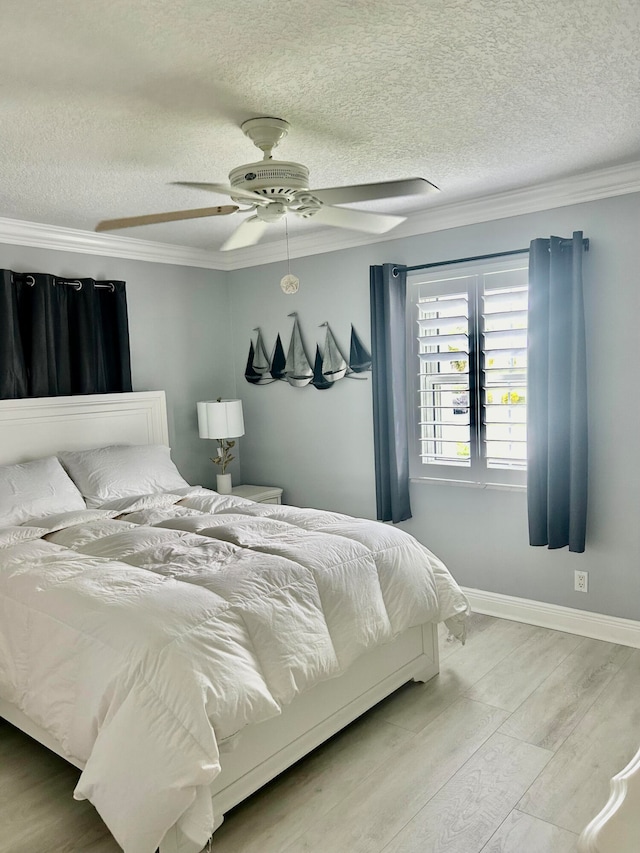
[310, 205, 405, 234]
[95, 205, 238, 232]
[220, 215, 269, 251]
[311, 178, 439, 206]
[172, 181, 268, 204]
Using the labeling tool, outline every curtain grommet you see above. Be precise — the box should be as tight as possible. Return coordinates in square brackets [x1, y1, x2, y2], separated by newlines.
[54, 279, 83, 290]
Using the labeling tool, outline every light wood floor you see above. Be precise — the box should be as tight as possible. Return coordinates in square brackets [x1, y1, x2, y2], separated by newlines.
[2, 614, 639, 853]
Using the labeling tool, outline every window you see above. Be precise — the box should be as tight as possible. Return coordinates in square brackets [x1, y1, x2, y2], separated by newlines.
[407, 258, 529, 486]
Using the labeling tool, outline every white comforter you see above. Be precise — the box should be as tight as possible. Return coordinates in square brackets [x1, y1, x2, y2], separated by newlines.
[0, 490, 468, 853]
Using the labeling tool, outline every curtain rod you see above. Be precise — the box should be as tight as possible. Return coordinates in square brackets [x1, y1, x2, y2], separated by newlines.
[395, 237, 590, 276]
[11, 274, 115, 290]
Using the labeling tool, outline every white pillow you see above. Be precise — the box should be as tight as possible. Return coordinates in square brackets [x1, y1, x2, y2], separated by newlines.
[0, 456, 86, 526]
[58, 444, 190, 508]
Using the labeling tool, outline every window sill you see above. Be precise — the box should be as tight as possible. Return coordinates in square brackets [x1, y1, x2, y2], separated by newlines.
[410, 477, 526, 492]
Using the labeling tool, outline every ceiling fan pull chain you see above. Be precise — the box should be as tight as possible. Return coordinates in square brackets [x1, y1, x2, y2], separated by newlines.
[280, 215, 300, 293]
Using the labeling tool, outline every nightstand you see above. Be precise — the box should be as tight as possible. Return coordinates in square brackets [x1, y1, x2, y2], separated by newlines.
[231, 484, 283, 505]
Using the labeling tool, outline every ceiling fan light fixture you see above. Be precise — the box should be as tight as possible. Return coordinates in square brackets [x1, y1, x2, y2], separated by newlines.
[255, 202, 287, 223]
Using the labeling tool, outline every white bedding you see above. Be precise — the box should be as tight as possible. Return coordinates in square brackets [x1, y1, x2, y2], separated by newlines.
[0, 489, 468, 853]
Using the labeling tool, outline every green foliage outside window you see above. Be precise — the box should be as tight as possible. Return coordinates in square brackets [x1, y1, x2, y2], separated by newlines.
[501, 391, 525, 404]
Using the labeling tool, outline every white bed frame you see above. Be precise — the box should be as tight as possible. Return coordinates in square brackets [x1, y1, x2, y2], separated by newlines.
[0, 391, 440, 853]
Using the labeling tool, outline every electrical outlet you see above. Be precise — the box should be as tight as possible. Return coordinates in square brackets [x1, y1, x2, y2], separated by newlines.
[574, 570, 589, 593]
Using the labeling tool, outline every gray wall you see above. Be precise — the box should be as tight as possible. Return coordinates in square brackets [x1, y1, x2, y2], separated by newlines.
[0, 244, 233, 488]
[229, 193, 640, 622]
[4, 192, 639, 622]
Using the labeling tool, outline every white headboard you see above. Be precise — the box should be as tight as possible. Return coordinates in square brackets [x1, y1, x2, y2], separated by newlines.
[0, 391, 169, 466]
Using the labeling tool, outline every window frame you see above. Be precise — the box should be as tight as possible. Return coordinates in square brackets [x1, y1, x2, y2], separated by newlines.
[407, 256, 529, 488]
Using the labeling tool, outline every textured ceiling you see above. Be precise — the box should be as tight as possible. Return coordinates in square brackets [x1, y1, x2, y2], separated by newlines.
[1, 0, 640, 251]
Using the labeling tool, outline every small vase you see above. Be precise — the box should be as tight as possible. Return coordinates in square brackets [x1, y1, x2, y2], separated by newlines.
[216, 473, 232, 495]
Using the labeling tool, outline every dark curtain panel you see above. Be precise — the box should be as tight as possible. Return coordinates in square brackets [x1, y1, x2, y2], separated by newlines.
[0, 269, 28, 398]
[370, 263, 412, 523]
[0, 272, 132, 399]
[527, 232, 588, 552]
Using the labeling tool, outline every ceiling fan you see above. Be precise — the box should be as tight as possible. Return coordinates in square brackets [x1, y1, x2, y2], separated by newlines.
[96, 116, 439, 251]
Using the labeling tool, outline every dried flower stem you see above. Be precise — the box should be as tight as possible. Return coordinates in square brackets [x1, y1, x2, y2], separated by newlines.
[211, 438, 235, 474]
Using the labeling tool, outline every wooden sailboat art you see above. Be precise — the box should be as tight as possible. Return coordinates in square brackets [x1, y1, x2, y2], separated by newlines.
[284, 313, 313, 387]
[320, 322, 348, 383]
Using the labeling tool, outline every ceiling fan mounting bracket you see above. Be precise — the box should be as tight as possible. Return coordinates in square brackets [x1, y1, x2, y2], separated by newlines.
[241, 117, 290, 158]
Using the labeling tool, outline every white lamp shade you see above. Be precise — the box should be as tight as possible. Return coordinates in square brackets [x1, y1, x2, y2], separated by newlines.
[197, 399, 245, 440]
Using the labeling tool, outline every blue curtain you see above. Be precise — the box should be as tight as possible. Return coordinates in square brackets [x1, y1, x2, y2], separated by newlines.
[370, 263, 412, 523]
[527, 232, 588, 552]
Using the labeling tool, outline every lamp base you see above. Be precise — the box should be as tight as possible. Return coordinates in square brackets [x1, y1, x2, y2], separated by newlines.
[216, 473, 233, 495]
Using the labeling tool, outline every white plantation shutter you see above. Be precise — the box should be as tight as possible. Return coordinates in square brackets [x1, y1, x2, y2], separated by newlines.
[414, 279, 473, 468]
[409, 259, 528, 485]
[481, 269, 528, 471]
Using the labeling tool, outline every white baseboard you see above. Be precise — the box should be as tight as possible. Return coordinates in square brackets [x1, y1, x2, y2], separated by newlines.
[462, 587, 640, 649]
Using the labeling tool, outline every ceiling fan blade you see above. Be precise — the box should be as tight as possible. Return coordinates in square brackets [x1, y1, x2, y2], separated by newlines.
[310, 178, 439, 206]
[95, 206, 239, 232]
[310, 205, 405, 235]
[172, 181, 268, 204]
[220, 216, 269, 251]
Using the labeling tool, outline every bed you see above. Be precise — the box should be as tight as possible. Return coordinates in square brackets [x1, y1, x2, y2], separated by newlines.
[0, 390, 469, 853]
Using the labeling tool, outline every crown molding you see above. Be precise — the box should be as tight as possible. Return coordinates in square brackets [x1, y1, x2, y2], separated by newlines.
[0, 217, 226, 270]
[1, 161, 639, 271]
[228, 160, 640, 269]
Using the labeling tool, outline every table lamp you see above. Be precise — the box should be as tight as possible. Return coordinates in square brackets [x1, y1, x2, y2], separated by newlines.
[196, 398, 245, 494]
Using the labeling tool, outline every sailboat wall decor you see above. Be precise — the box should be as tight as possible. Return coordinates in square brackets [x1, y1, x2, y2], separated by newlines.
[312, 345, 333, 390]
[349, 324, 372, 373]
[244, 319, 371, 389]
[320, 322, 348, 383]
[270, 334, 286, 380]
[284, 313, 314, 387]
[244, 328, 276, 384]
[244, 341, 266, 385]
